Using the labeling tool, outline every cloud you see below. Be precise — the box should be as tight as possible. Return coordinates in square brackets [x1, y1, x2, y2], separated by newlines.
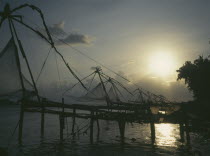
[38, 21, 92, 45]
[48, 21, 66, 37]
[56, 33, 92, 45]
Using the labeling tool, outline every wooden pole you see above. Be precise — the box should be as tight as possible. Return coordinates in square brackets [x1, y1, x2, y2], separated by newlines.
[8, 19, 26, 145]
[96, 112, 100, 141]
[118, 120, 125, 143]
[59, 98, 65, 141]
[59, 114, 64, 141]
[18, 100, 25, 145]
[185, 120, 190, 145]
[96, 68, 111, 107]
[90, 110, 94, 144]
[62, 98, 65, 129]
[9, 19, 44, 137]
[138, 88, 145, 104]
[96, 112, 100, 132]
[148, 107, 155, 144]
[72, 108, 76, 135]
[179, 122, 185, 142]
[150, 121, 155, 144]
[41, 99, 46, 137]
[110, 79, 120, 102]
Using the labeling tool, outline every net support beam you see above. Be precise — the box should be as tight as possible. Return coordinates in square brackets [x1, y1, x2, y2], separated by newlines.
[96, 68, 111, 107]
[8, 18, 25, 145]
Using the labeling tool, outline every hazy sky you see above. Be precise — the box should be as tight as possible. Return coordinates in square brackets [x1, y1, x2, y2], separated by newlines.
[1, 0, 210, 101]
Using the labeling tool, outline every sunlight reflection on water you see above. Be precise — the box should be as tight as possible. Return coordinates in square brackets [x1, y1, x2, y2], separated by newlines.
[155, 123, 180, 147]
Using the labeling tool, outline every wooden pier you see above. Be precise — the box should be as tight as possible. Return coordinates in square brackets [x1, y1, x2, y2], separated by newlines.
[18, 99, 191, 145]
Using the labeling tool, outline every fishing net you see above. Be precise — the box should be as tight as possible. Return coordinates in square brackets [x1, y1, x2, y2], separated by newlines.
[108, 86, 119, 102]
[0, 38, 34, 101]
[68, 83, 106, 102]
[129, 91, 149, 104]
[67, 82, 119, 105]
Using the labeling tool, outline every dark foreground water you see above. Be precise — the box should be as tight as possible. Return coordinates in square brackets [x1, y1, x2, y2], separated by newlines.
[0, 105, 210, 156]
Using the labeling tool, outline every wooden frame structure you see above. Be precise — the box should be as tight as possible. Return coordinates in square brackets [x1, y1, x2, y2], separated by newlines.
[0, 3, 191, 146]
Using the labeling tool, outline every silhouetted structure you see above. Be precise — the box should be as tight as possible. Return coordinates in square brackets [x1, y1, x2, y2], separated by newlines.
[0, 3, 192, 148]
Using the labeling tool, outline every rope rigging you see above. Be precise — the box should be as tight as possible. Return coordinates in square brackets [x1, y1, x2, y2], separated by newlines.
[0, 3, 172, 104]
[0, 4, 88, 91]
[0, 3, 180, 151]
[54, 49, 62, 89]
[88, 72, 96, 91]
[10, 11, 167, 102]
[36, 47, 52, 83]
[62, 72, 95, 96]
[101, 73, 133, 96]
[23, 15, 169, 102]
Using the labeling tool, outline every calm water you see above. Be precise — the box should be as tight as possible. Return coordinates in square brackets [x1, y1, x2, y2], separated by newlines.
[0, 105, 210, 156]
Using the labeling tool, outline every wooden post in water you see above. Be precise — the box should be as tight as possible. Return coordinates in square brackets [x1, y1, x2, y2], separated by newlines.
[9, 18, 43, 139]
[59, 114, 64, 141]
[179, 122, 185, 142]
[96, 112, 100, 141]
[185, 120, 190, 145]
[59, 98, 65, 141]
[41, 108, 45, 138]
[8, 19, 26, 145]
[18, 99, 25, 144]
[90, 110, 94, 144]
[118, 120, 126, 143]
[150, 121, 155, 144]
[72, 108, 76, 136]
[41, 98, 46, 137]
[96, 112, 100, 132]
[149, 107, 155, 144]
[62, 98, 65, 129]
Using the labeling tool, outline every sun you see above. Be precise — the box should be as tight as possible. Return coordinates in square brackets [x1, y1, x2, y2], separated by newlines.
[148, 52, 175, 77]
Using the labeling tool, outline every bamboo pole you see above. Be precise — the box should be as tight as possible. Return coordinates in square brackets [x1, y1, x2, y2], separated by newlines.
[18, 100, 25, 145]
[8, 18, 26, 145]
[9, 19, 44, 137]
[72, 108, 76, 135]
[96, 112, 100, 141]
[62, 98, 65, 128]
[185, 120, 190, 145]
[179, 122, 185, 142]
[109, 79, 120, 102]
[96, 68, 111, 107]
[96, 112, 100, 132]
[59, 98, 65, 141]
[118, 120, 125, 144]
[148, 107, 155, 144]
[59, 114, 64, 141]
[90, 110, 94, 144]
[150, 121, 155, 144]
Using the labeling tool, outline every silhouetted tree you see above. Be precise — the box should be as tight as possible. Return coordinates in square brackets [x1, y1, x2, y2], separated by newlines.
[177, 56, 210, 114]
